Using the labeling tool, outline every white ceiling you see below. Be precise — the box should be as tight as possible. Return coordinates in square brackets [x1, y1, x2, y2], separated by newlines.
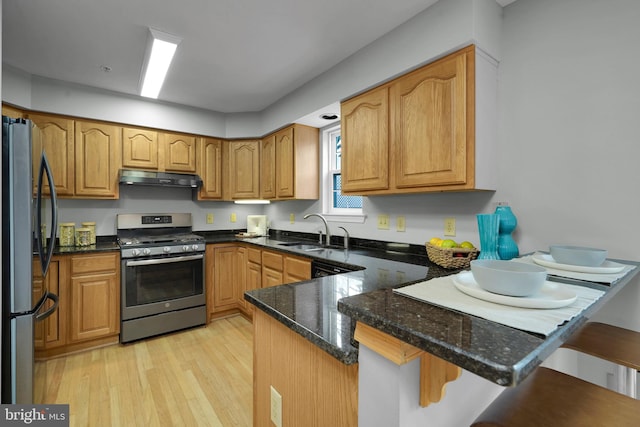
[3, 0, 517, 119]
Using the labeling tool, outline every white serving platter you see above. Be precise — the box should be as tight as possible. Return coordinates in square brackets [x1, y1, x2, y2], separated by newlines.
[452, 271, 577, 309]
[532, 253, 626, 274]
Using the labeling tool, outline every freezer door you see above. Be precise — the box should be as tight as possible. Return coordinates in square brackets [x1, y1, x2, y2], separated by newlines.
[4, 119, 34, 313]
[8, 315, 34, 404]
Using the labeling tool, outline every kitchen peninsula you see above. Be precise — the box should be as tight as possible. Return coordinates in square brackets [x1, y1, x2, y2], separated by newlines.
[245, 243, 639, 426]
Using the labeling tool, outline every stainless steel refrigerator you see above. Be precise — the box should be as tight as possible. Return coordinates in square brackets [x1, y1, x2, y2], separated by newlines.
[1, 116, 58, 403]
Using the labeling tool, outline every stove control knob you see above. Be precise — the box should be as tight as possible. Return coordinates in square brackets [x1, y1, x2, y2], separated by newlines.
[163, 246, 171, 253]
[192, 244, 199, 251]
[142, 248, 151, 256]
[182, 245, 190, 252]
[131, 249, 141, 257]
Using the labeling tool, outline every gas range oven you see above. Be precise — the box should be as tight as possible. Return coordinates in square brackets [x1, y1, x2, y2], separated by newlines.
[117, 213, 206, 343]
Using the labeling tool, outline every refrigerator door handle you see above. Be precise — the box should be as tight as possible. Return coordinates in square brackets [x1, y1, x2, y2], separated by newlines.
[8, 290, 56, 320]
[34, 291, 59, 322]
[36, 151, 58, 278]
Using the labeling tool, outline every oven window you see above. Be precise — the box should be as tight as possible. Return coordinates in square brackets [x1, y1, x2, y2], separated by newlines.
[124, 257, 204, 307]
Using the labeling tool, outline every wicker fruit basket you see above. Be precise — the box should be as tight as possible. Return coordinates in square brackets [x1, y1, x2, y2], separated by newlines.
[425, 243, 479, 269]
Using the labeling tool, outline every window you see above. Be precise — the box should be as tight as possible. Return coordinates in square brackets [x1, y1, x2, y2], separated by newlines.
[322, 125, 364, 219]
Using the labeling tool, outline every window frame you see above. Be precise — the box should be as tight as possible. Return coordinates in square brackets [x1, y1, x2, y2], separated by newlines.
[321, 124, 366, 223]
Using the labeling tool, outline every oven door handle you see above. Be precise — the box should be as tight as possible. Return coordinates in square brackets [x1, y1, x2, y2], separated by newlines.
[125, 254, 204, 267]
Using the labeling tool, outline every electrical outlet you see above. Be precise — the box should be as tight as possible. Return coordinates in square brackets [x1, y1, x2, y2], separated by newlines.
[230, 213, 237, 223]
[396, 216, 406, 232]
[444, 217, 456, 236]
[377, 214, 390, 230]
[206, 213, 214, 224]
[270, 386, 283, 427]
[290, 213, 295, 224]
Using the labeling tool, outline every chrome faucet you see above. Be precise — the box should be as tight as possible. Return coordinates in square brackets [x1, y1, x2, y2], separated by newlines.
[304, 213, 330, 246]
[338, 226, 349, 250]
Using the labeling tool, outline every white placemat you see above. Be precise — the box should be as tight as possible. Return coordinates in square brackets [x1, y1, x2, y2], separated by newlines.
[393, 274, 604, 336]
[517, 253, 636, 284]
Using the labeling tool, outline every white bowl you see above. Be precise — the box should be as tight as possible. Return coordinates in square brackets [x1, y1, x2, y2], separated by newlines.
[549, 245, 607, 267]
[470, 259, 547, 297]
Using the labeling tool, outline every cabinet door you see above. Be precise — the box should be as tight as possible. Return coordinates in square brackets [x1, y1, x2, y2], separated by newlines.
[29, 114, 75, 196]
[197, 137, 223, 199]
[122, 127, 158, 169]
[69, 254, 119, 343]
[390, 49, 469, 188]
[228, 140, 260, 199]
[2, 104, 24, 119]
[262, 267, 283, 288]
[245, 261, 262, 316]
[161, 132, 197, 172]
[213, 246, 242, 312]
[341, 86, 390, 192]
[260, 134, 276, 199]
[33, 258, 66, 351]
[74, 120, 121, 198]
[275, 127, 295, 198]
[284, 256, 311, 284]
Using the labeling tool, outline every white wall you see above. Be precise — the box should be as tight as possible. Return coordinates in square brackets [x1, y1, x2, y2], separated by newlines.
[498, 0, 640, 388]
[56, 186, 264, 236]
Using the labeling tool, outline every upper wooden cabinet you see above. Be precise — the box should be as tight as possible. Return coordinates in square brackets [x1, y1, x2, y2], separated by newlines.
[122, 127, 159, 170]
[260, 134, 276, 199]
[2, 104, 25, 119]
[341, 86, 390, 192]
[227, 139, 261, 199]
[160, 131, 197, 172]
[29, 113, 76, 197]
[75, 120, 121, 198]
[29, 113, 121, 199]
[261, 124, 319, 200]
[391, 48, 469, 189]
[197, 137, 223, 200]
[19, 112, 321, 201]
[341, 45, 496, 195]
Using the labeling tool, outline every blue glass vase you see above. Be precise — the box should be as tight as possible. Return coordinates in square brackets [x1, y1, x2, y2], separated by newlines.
[476, 214, 500, 260]
[495, 204, 519, 260]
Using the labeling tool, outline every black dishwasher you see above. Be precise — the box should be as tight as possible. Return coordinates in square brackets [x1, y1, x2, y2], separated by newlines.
[311, 260, 356, 277]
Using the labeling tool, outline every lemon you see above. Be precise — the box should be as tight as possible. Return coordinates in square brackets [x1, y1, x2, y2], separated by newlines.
[429, 237, 442, 246]
[440, 239, 458, 248]
[460, 241, 475, 249]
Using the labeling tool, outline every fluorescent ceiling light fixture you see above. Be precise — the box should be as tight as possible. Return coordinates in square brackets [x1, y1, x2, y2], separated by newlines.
[234, 200, 271, 205]
[140, 28, 181, 99]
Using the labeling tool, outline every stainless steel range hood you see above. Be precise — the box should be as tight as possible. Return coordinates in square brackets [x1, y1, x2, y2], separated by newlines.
[119, 169, 203, 188]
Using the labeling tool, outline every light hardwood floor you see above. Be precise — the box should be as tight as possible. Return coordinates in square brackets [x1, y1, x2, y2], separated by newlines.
[36, 316, 253, 426]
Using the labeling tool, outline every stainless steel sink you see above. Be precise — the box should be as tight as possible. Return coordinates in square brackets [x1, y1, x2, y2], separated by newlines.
[277, 242, 320, 250]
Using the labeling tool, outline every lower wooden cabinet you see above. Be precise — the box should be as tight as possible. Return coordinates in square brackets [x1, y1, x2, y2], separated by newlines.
[284, 255, 312, 284]
[243, 248, 263, 316]
[34, 251, 121, 360]
[69, 253, 120, 343]
[206, 244, 247, 320]
[205, 244, 312, 321]
[33, 257, 67, 352]
[262, 250, 284, 288]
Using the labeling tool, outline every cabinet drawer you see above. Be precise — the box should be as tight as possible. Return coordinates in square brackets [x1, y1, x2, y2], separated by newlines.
[248, 247, 262, 264]
[262, 251, 283, 271]
[285, 257, 311, 280]
[71, 253, 118, 275]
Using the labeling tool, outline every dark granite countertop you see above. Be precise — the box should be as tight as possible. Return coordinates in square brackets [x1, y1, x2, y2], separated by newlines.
[239, 231, 640, 386]
[338, 259, 640, 386]
[35, 237, 120, 255]
[236, 231, 463, 365]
